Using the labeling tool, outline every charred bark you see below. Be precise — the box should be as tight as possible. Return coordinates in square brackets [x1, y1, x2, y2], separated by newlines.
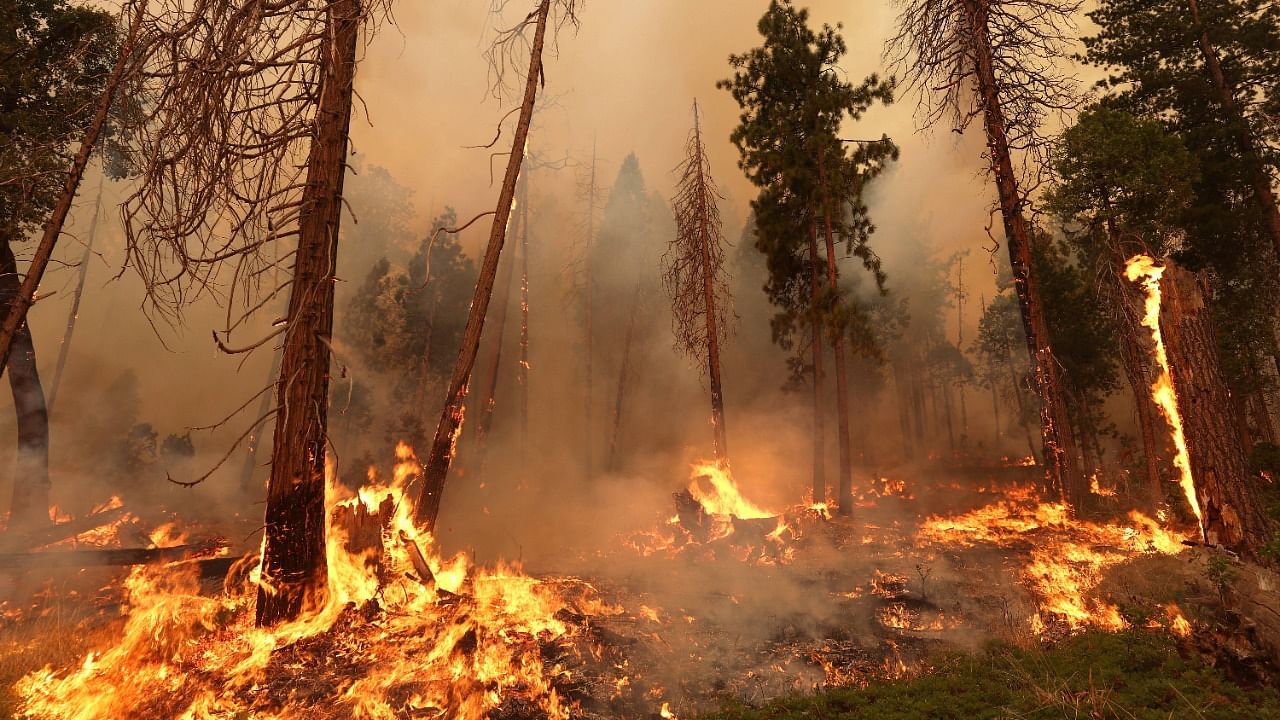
[256, 0, 361, 627]
[469, 197, 521, 479]
[518, 169, 531, 462]
[606, 283, 643, 473]
[415, 0, 551, 532]
[960, 0, 1085, 510]
[1160, 265, 1271, 557]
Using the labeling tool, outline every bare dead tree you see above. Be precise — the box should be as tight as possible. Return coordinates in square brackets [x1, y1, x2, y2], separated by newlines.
[415, 0, 581, 532]
[887, 0, 1087, 510]
[663, 101, 734, 465]
[565, 141, 603, 481]
[112, 0, 390, 625]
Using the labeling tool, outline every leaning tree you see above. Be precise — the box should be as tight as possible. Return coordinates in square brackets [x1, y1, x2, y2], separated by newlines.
[663, 100, 735, 465]
[887, 0, 1088, 510]
[414, 0, 582, 532]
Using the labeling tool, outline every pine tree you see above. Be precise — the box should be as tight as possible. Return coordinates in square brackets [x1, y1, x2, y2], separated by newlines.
[721, 0, 896, 509]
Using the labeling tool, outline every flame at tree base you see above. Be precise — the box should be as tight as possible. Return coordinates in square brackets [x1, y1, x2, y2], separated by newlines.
[16, 443, 612, 720]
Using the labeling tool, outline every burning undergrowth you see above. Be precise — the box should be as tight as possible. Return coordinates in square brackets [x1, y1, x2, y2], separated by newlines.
[6, 448, 1205, 719]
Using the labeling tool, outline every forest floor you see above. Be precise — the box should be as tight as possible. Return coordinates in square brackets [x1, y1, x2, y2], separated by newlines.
[0, 461, 1277, 718]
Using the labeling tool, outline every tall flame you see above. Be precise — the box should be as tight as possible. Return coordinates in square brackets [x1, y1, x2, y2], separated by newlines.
[686, 462, 773, 519]
[1124, 255, 1203, 530]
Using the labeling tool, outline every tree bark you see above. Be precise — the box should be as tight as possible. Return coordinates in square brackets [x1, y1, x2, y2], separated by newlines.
[0, 237, 50, 533]
[961, 0, 1085, 510]
[817, 149, 854, 514]
[893, 360, 915, 460]
[256, 0, 361, 627]
[583, 145, 597, 482]
[518, 167, 530, 463]
[805, 217, 828, 503]
[47, 176, 103, 415]
[415, 0, 551, 532]
[1160, 264, 1271, 556]
[1186, 0, 1280, 258]
[0, 2, 143, 378]
[694, 113, 729, 465]
[469, 202, 520, 479]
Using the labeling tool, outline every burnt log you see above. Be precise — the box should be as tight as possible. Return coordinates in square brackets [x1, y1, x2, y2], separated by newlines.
[0, 505, 129, 552]
[0, 543, 221, 570]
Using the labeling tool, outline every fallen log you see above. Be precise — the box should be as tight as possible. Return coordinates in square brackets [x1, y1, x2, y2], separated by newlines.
[0, 542, 224, 570]
[0, 505, 130, 552]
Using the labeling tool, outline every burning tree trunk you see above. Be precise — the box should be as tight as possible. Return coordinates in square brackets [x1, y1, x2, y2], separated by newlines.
[817, 148, 854, 515]
[0, 236, 50, 533]
[0, 2, 142, 378]
[889, 0, 1086, 509]
[256, 0, 362, 626]
[807, 217, 827, 504]
[47, 176, 103, 415]
[963, 0, 1084, 509]
[1104, 231, 1166, 502]
[663, 101, 733, 465]
[1154, 263, 1270, 555]
[415, 0, 558, 532]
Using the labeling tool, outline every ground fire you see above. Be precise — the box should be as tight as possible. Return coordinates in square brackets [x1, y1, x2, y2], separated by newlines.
[3, 0, 1280, 718]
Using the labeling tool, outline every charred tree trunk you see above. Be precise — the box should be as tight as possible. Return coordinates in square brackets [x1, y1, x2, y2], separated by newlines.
[47, 176, 103, 415]
[989, 380, 1002, 444]
[415, 0, 551, 531]
[0, 3, 142, 377]
[817, 149, 854, 514]
[807, 217, 827, 504]
[256, 0, 361, 626]
[1186, 0, 1280, 258]
[962, 0, 1085, 509]
[0, 237, 50, 533]
[1160, 265, 1271, 556]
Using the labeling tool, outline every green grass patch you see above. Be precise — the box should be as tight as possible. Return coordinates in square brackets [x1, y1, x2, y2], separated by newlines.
[699, 630, 1276, 720]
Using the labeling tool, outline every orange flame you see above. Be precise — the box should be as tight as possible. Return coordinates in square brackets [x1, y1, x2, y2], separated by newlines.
[686, 462, 773, 519]
[1124, 255, 1203, 532]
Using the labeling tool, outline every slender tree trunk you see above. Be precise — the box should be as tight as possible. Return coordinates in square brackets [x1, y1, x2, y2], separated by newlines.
[807, 218, 827, 504]
[1160, 264, 1270, 556]
[911, 352, 927, 448]
[0, 2, 143, 377]
[256, 0, 361, 626]
[606, 283, 643, 473]
[415, 0, 551, 531]
[239, 346, 282, 496]
[990, 380, 1001, 445]
[894, 361, 914, 460]
[470, 203, 520, 478]
[47, 176, 103, 415]
[0, 237, 50, 533]
[962, 0, 1085, 509]
[690, 112, 729, 465]
[942, 376, 956, 451]
[1186, 0, 1280, 257]
[518, 167, 530, 464]
[583, 146, 596, 482]
[817, 150, 853, 513]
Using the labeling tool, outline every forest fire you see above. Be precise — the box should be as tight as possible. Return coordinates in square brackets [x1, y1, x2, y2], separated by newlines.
[1125, 255, 1203, 530]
